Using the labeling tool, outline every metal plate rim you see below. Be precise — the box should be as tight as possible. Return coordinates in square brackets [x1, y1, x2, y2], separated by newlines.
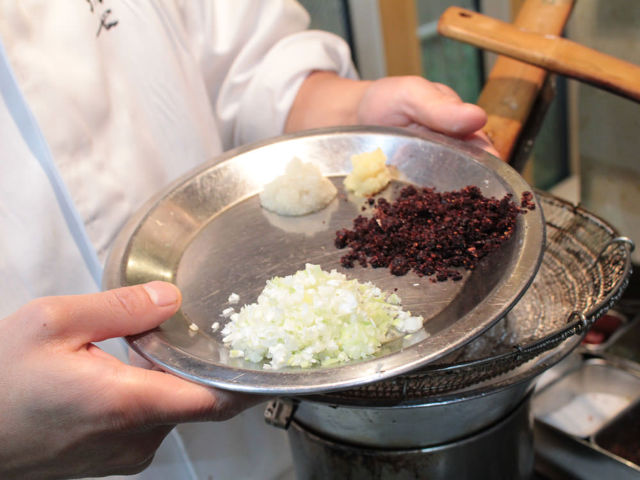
[103, 126, 545, 395]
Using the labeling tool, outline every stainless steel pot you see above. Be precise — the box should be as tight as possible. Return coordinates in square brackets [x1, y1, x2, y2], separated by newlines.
[288, 392, 534, 480]
[292, 377, 533, 448]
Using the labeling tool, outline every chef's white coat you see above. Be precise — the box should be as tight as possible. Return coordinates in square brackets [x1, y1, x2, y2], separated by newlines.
[0, 1, 356, 478]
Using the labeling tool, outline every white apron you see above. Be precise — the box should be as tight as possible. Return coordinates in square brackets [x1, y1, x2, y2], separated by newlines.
[0, 1, 356, 478]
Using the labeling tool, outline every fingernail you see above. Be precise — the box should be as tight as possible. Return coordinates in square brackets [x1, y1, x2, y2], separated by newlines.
[143, 281, 180, 306]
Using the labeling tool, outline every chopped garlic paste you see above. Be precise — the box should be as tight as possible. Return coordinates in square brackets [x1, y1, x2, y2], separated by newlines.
[221, 264, 424, 369]
[259, 157, 337, 216]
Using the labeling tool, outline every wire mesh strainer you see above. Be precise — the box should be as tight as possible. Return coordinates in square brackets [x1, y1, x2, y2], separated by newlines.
[312, 191, 634, 402]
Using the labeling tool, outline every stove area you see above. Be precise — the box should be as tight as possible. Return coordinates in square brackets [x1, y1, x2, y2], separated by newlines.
[532, 272, 640, 479]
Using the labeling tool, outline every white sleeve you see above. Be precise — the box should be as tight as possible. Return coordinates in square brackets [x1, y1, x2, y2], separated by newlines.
[232, 29, 358, 146]
[177, 0, 358, 150]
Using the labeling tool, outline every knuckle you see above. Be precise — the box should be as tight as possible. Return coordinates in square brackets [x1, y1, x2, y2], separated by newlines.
[105, 452, 156, 477]
[89, 368, 137, 429]
[210, 396, 237, 421]
[108, 287, 148, 317]
[123, 451, 156, 475]
[198, 391, 250, 422]
[195, 395, 224, 421]
[103, 376, 143, 429]
[114, 428, 172, 475]
[24, 297, 63, 322]
[20, 297, 67, 337]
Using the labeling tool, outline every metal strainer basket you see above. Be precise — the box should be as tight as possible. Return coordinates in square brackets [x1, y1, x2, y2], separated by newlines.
[310, 191, 634, 402]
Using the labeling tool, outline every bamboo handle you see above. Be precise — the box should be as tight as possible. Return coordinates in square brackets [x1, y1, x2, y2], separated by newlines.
[438, 6, 640, 103]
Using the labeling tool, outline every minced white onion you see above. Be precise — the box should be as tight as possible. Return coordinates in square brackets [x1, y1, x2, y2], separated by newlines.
[221, 263, 424, 369]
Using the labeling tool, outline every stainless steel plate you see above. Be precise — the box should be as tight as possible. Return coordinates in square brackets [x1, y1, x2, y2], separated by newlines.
[103, 126, 545, 395]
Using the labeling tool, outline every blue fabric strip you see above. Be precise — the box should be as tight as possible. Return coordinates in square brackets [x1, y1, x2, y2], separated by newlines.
[0, 38, 103, 287]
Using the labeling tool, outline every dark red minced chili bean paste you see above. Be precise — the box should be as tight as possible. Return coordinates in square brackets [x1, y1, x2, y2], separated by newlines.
[334, 185, 536, 282]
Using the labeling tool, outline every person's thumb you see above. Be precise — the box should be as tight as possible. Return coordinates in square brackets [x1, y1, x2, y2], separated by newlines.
[27, 282, 181, 347]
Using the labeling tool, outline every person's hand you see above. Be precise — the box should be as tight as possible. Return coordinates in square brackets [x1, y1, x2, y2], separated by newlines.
[286, 71, 499, 157]
[356, 76, 498, 155]
[0, 282, 261, 479]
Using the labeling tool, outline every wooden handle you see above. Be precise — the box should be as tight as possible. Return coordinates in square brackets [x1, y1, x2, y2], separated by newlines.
[443, 0, 575, 163]
[439, 6, 640, 103]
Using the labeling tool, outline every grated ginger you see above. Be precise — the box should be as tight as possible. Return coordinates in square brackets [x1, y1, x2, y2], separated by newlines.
[343, 148, 391, 196]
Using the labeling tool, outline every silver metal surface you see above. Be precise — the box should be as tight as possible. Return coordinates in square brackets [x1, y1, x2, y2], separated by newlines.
[533, 357, 640, 438]
[293, 378, 533, 448]
[288, 393, 534, 480]
[534, 354, 640, 479]
[102, 126, 544, 395]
